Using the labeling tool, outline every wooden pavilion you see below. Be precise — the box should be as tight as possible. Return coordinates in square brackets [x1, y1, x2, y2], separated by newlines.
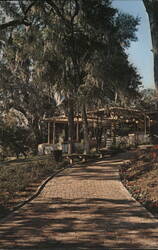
[42, 106, 151, 153]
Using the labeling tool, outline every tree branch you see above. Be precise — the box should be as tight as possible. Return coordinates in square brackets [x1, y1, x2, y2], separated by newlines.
[19, 0, 26, 14]
[24, 1, 37, 16]
[46, 0, 70, 27]
[71, 0, 80, 23]
[0, 1, 37, 31]
[0, 19, 31, 31]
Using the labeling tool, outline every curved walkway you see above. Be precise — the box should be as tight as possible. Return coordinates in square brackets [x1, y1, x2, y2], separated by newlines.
[0, 154, 158, 249]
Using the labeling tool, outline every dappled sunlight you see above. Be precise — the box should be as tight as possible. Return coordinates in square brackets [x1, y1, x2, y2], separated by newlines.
[0, 197, 158, 249]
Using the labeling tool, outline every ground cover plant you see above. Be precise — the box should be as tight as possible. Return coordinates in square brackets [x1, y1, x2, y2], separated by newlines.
[0, 155, 68, 218]
[120, 147, 158, 217]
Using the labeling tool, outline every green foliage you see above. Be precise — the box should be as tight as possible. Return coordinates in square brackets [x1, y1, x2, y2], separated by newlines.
[0, 125, 31, 159]
[139, 88, 157, 110]
[0, 1, 142, 105]
[115, 12, 140, 48]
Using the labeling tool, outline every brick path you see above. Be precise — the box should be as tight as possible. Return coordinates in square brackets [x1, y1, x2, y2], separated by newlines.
[0, 154, 158, 249]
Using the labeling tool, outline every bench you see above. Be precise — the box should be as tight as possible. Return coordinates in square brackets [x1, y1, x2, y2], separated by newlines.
[65, 154, 92, 164]
[98, 149, 117, 159]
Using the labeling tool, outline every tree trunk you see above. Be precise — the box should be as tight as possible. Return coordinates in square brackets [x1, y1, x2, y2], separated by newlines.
[143, 0, 158, 90]
[115, 91, 118, 104]
[67, 99, 74, 154]
[96, 127, 103, 150]
[32, 118, 42, 146]
[82, 103, 90, 154]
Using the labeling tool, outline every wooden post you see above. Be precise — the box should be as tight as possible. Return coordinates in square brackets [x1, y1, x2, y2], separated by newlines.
[48, 122, 51, 144]
[53, 121, 56, 145]
[144, 115, 147, 135]
[148, 117, 151, 133]
[76, 117, 79, 142]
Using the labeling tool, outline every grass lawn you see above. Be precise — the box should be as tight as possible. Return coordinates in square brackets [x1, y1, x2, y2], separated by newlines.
[0, 155, 68, 219]
[120, 147, 158, 217]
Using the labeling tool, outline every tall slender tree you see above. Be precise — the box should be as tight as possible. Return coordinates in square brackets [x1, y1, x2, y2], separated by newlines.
[143, 0, 158, 90]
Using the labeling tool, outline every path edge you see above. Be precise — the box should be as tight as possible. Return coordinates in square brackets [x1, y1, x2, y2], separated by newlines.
[119, 159, 158, 221]
[0, 163, 73, 222]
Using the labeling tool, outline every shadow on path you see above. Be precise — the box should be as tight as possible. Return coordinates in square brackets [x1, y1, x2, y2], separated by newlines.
[0, 153, 158, 249]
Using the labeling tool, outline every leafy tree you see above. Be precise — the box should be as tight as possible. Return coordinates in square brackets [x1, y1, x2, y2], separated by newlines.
[109, 51, 142, 106]
[0, 0, 142, 154]
[0, 111, 33, 159]
[139, 88, 157, 111]
[0, 30, 57, 146]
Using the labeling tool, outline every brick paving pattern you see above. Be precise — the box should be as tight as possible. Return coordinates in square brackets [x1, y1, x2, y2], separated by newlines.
[0, 153, 158, 249]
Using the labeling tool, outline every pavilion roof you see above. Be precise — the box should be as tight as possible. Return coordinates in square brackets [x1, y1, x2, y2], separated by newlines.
[43, 106, 147, 125]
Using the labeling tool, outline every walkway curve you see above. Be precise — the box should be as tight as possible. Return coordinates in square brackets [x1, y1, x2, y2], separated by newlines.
[0, 154, 158, 249]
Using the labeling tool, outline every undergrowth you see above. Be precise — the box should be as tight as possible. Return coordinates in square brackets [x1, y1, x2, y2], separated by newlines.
[0, 155, 68, 218]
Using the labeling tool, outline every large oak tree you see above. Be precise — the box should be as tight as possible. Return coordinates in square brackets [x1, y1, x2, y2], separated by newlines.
[0, 0, 142, 153]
